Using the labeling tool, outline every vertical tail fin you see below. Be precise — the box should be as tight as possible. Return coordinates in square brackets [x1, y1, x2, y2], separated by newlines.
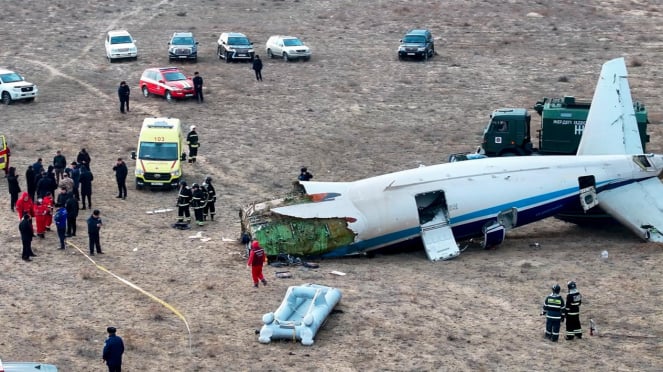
[576, 57, 643, 155]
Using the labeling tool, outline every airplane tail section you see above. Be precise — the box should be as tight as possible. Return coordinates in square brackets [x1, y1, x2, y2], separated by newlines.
[577, 57, 643, 155]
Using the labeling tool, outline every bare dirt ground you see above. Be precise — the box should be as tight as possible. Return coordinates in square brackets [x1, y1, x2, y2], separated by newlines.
[1, 0, 663, 370]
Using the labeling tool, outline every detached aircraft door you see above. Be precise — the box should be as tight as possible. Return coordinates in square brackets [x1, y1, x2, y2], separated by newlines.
[416, 191, 460, 261]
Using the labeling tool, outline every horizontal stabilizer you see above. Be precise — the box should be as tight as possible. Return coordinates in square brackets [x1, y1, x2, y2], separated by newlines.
[598, 178, 663, 242]
[299, 181, 352, 195]
[577, 57, 643, 155]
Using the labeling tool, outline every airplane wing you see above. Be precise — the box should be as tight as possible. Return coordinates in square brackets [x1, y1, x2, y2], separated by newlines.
[598, 177, 663, 242]
[577, 57, 643, 155]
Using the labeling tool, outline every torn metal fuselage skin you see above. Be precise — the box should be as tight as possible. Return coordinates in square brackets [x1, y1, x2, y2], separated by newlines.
[240, 190, 357, 258]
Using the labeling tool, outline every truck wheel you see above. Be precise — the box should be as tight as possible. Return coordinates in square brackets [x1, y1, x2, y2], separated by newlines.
[1, 92, 11, 105]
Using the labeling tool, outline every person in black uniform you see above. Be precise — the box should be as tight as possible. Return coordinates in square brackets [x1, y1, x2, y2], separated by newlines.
[25, 165, 37, 202]
[176, 181, 192, 225]
[118, 81, 130, 113]
[19, 212, 36, 261]
[202, 176, 216, 221]
[193, 71, 204, 103]
[77, 148, 91, 170]
[103, 326, 125, 372]
[565, 281, 583, 340]
[65, 193, 79, 237]
[542, 284, 565, 342]
[186, 125, 199, 163]
[191, 183, 206, 226]
[79, 164, 94, 210]
[7, 167, 20, 212]
[112, 158, 128, 199]
[252, 55, 263, 81]
[87, 209, 103, 255]
[298, 167, 313, 181]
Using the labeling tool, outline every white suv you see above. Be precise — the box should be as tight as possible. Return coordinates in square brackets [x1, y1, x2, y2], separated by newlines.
[105, 30, 138, 62]
[0, 68, 38, 104]
[265, 35, 311, 61]
[217, 32, 255, 63]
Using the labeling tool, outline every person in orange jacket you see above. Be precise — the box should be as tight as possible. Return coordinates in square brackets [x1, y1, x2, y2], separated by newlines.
[15, 192, 34, 221]
[34, 198, 49, 238]
[247, 240, 267, 288]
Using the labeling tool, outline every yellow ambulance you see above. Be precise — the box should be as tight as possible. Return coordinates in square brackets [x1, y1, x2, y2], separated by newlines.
[0, 135, 9, 174]
[131, 117, 186, 189]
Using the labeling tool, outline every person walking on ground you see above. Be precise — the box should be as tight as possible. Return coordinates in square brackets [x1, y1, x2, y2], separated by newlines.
[26, 165, 37, 202]
[77, 148, 91, 169]
[193, 71, 204, 103]
[186, 125, 199, 163]
[202, 176, 216, 221]
[19, 213, 36, 261]
[102, 326, 124, 372]
[87, 209, 103, 255]
[247, 240, 267, 288]
[298, 167, 313, 181]
[79, 164, 94, 210]
[112, 158, 128, 199]
[565, 281, 583, 340]
[252, 55, 263, 81]
[118, 81, 130, 114]
[15, 191, 34, 221]
[191, 183, 206, 226]
[53, 150, 67, 184]
[54, 205, 67, 250]
[176, 181, 192, 226]
[541, 284, 565, 342]
[7, 166, 20, 212]
[65, 193, 79, 237]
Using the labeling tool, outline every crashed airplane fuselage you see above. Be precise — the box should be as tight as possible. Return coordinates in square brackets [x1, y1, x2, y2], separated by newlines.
[240, 58, 663, 261]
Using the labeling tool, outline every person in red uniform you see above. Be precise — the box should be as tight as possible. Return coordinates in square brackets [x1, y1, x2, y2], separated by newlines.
[42, 192, 54, 231]
[247, 240, 268, 288]
[15, 192, 34, 221]
[34, 198, 49, 238]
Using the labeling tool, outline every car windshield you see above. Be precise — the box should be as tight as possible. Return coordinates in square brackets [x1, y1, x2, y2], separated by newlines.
[403, 35, 426, 44]
[111, 35, 133, 44]
[163, 71, 187, 81]
[139, 142, 178, 161]
[283, 38, 303, 47]
[0, 73, 24, 83]
[228, 37, 250, 45]
[171, 37, 194, 45]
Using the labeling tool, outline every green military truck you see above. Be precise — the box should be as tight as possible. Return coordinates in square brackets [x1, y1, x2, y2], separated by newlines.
[479, 96, 650, 156]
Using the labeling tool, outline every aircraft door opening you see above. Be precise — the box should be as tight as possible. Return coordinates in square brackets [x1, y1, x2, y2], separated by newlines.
[415, 191, 459, 261]
[578, 175, 598, 211]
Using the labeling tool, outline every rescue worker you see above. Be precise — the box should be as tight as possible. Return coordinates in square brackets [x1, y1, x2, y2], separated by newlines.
[34, 198, 49, 238]
[186, 125, 199, 163]
[298, 167, 313, 181]
[565, 281, 583, 340]
[176, 180, 192, 225]
[15, 191, 34, 221]
[202, 176, 216, 221]
[42, 192, 54, 231]
[542, 284, 565, 342]
[247, 240, 268, 288]
[191, 183, 206, 226]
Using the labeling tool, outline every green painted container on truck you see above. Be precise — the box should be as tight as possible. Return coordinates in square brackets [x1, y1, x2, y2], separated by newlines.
[534, 96, 649, 154]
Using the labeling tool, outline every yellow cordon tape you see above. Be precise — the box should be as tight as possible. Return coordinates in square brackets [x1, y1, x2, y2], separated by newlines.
[67, 241, 192, 352]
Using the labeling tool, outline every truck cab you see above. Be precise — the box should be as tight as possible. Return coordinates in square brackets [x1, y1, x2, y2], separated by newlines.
[131, 117, 186, 190]
[480, 108, 532, 156]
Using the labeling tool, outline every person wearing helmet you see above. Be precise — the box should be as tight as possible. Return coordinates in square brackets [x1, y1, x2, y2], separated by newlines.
[186, 125, 199, 164]
[247, 240, 267, 288]
[565, 281, 583, 340]
[176, 181, 192, 226]
[541, 284, 565, 342]
[190, 183, 206, 226]
[202, 176, 216, 221]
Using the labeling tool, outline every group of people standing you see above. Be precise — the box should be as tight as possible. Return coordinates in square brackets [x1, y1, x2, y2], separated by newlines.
[175, 176, 216, 227]
[542, 281, 583, 342]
